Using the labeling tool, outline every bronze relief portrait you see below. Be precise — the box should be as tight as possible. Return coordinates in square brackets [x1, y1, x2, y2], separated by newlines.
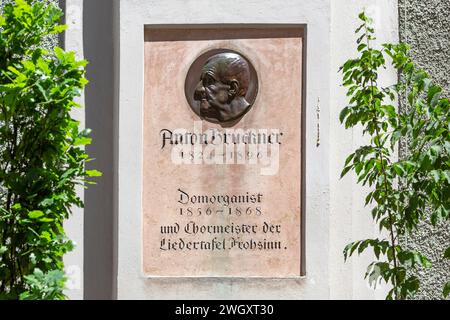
[185, 49, 258, 125]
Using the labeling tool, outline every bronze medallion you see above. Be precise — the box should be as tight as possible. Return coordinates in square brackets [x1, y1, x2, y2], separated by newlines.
[185, 49, 258, 125]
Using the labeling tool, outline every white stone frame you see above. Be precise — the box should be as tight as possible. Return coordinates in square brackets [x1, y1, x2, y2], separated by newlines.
[115, 0, 399, 299]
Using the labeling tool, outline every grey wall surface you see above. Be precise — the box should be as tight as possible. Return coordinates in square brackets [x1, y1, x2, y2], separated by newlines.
[399, 0, 450, 300]
[82, 0, 115, 299]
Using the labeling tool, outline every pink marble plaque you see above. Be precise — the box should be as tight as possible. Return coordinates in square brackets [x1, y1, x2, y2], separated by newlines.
[143, 28, 303, 277]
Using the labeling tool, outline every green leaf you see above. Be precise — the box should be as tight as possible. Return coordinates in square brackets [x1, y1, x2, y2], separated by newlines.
[340, 165, 353, 179]
[344, 153, 355, 166]
[75, 60, 89, 68]
[427, 85, 441, 104]
[28, 210, 44, 219]
[442, 170, 450, 184]
[36, 58, 51, 76]
[430, 145, 442, 156]
[431, 206, 446, 226]
[430, 170, 441, 183]
[22, 60, 35, 71]
[73, 136, 92, 146]
[7, 66, 27, 82]
[54, 46, 65, 60]
[392, 163, 405, 176]
[85, 169, 102, 177]
[444, 247, 450, 259]
[358, 12, 368, 22]
[12, 203, 22, 210]
[444, 282, 450, 298]
[51, 24, 67, 34]
[339, 106, 351, 123]
[355, 23, 365, 34]
[40, 231, 52, 241]
[36, 82, 50, 101]
[357, 44, 367, 52]
[39, 198, 54, 207]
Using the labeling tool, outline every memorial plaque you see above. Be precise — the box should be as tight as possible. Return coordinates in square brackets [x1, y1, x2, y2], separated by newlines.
[143, 28, 303, 277]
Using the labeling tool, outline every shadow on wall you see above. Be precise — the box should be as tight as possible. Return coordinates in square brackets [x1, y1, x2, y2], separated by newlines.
[82, 0, 115, 300]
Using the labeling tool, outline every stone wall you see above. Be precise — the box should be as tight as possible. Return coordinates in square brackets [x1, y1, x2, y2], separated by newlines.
[399, 0, 450, 300]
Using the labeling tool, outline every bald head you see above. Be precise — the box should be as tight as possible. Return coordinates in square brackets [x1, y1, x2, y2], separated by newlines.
[202, 53, 250, 96]
[194, 51, 253, 123]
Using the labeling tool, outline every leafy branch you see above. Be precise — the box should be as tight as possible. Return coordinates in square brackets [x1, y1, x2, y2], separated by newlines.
[0, 0, 100, 299]
[340, 12, 449, 300]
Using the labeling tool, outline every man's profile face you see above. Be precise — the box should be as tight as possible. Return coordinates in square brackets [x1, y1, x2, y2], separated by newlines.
[195, 68, 233, 113]
[194, 52, 251, 123]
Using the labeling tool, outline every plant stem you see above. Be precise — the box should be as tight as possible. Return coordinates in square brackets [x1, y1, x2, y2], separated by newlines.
[365, 21, 399, 299]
